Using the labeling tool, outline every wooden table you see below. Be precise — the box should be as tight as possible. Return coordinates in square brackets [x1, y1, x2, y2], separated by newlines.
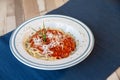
[0, 0, 119, 80]
[0, 0, 68, 36]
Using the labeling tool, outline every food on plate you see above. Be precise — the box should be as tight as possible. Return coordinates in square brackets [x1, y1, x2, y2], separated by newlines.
[24, 24, 76, 60]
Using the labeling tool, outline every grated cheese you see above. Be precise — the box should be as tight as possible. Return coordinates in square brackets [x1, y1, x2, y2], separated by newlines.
[33, 31, 64, 54]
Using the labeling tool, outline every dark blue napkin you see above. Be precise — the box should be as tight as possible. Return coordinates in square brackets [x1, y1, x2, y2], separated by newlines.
[0, 0, 120, 80]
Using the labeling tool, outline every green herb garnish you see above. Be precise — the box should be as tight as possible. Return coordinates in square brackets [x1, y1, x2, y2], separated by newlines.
[42, 22, 46, 42]
[30, 22, 47, 42]
[31, 27, 37, 31]
[43, 34, 46, 42]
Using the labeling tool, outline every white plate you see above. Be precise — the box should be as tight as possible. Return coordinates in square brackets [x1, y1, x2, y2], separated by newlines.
[9, 15, 94, 70]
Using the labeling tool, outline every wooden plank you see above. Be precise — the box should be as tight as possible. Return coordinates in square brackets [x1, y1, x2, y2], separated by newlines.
[116, 67, 120, 79]
[14, 0, 25, 26]
[37, 0, 46, 12]
[44, 0, 68, 13]
[22, 0, 40, 20]
[6, 0, 15, 16]
[63, 0, 69, 3]
[107, 72, 119, 80]
[44, 0, 56, 12]
[0, 0, 7, 36]
[54, 0, 65, 8]
[6, 16, 16, 32]
[54, 0, 69, 8]
[40, 11, 47, 16]
[6, 0, 16, 33]
[0, 0, 69, 36]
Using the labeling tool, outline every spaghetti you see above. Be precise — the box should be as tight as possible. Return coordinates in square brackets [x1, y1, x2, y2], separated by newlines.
[24, 27, 76, 60]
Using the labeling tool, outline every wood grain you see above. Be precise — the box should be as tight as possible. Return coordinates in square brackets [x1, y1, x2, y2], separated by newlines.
[107, 72, 119, 80]
[54, 0, 65, 8]
[37, 0, 46, 12]
[6, 0, 16, 32]
[22, 0, 40, 20]
[0, 0, 68, 36]
[14, 0, 24, 26]
[0, 0, 7, 36]
[44, 0, 56, 12]
[116, 67, 120, 80]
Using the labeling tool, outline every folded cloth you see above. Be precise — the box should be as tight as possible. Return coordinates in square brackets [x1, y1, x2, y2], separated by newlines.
[0, 0, 120, 80]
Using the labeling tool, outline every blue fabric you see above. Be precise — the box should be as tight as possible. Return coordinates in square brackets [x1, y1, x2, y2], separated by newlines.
[0, 0, 120, 80]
